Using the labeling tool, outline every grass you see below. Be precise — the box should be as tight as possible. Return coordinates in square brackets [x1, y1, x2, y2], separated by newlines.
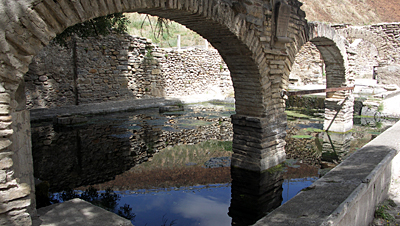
[374, 199, 396, 223]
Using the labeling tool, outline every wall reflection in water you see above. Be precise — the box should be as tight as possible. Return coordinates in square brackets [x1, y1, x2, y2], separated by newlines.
[32, 113, 163, 192]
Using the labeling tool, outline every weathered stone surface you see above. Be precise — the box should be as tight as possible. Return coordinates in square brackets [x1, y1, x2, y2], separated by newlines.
[0, 197, 31, 214]
[0, 183, 30, 202]
[0, 157, 13, 169]
[0, 138, 12, 151]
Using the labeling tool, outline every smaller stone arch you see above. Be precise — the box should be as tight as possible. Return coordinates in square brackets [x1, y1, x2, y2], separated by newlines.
[288, 22, 354, 133]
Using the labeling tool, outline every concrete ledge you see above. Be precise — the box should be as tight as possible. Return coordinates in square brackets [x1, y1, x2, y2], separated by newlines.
[32, 198, 133, 226]
[255, 120, 400, 226]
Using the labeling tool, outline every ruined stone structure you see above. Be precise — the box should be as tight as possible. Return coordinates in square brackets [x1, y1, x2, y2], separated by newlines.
[337, 23, 400, 87]
[0, 0, 351, 224]
[26, 35, 232, 109]
[290, 23, 400, 87]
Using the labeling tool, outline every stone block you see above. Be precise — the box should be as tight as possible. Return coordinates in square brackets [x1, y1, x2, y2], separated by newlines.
[0, 156, 13, 169]
[0, 138, 12, 151]
[0, 197, 31, 214]
[0, 104, 10, 114]
[0, 183, 30, 202]
[151, 69, 161, 75]
[0, 93, 10, 104]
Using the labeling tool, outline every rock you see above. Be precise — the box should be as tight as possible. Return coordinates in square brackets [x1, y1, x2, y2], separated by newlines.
[159, 105, 184, 113]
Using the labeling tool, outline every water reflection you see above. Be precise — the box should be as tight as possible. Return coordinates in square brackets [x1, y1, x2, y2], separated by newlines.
[229, 168, 284, 226]
[32, 105, 233, 192]
[32, 104, 391, 225]
[117, 184, 232, 226]
[173, 193, 231, 226]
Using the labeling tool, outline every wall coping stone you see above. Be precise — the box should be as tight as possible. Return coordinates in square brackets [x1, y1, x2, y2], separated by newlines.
[29, 97, 181, 122]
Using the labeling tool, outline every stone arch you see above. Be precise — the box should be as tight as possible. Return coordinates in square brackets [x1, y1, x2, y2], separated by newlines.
[1, 0, 316, 224]
[284, 22, 354, 164]
[308, 23, 354, 133]
[285, 22, 354, 133]
[337, 26, 397, 64]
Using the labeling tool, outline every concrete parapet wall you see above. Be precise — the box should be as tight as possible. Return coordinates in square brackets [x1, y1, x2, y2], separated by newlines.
[255, 120, 400, 226]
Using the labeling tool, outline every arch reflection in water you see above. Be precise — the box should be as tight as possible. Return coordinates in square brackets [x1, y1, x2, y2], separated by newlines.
[229, 167, 284, 226]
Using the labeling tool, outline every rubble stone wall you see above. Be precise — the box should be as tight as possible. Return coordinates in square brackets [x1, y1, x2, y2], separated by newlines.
[25, 35, 232, 110]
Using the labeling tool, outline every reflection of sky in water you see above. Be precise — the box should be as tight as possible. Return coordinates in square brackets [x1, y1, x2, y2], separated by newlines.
[118, 184, 231, 226]
[282, 177, 318, 204]
[117, 177, 318, 226]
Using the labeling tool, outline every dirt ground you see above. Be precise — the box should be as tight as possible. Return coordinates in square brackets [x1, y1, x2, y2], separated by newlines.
[300, 0, 400, 25]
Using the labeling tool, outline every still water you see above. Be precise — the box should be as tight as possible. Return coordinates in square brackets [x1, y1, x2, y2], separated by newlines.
[32, 102, 394, 225]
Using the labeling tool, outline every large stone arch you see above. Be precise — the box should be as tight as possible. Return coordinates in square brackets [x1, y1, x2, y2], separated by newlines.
[1, 0, 314, 224]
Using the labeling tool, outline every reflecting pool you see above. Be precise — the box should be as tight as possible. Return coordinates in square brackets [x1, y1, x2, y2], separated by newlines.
[32, 102, 397, 225]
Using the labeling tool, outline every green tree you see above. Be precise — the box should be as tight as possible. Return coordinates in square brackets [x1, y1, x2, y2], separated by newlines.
[54, 13, 130, 45]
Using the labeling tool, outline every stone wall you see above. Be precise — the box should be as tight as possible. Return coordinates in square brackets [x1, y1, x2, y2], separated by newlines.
[161, 48, 232, 101]
[333, 24, 399, 86]
[289, 42, 324, 86]
[25, 34, 233, 110]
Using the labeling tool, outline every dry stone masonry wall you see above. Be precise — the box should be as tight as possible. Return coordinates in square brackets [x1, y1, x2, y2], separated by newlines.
[25, 34, 232, 110]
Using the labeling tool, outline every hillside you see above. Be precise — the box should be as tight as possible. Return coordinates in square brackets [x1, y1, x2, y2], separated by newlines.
[300, 0, 400, 25]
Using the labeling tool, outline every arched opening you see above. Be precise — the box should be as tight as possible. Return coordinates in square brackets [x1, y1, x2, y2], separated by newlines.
[286, 23, 354, 166]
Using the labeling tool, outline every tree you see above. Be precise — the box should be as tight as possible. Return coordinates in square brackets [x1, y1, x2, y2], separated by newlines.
[54, 13, 130, 45]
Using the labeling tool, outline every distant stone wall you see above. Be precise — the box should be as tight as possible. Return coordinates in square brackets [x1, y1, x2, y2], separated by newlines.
[336, 23, 400, 86]
[161, 48, 232, 100]
[25, 34, 232, 110]
[289, 42, 324, 86]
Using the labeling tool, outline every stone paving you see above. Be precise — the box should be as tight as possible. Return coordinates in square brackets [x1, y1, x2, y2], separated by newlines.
[32, 198, 133, 226]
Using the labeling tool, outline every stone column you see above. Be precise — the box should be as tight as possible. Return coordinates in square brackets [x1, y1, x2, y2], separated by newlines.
[0, 81, 33, 226]
[321, 132, 352, 163]
[231, 114, 287, 172]
[324, 93, 354, 133]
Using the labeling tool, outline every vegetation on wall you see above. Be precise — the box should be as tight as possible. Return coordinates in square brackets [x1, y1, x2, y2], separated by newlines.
[54, 12, 205, 49]
[125, 13, 205, 48]
[54, 13, 130, 45]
